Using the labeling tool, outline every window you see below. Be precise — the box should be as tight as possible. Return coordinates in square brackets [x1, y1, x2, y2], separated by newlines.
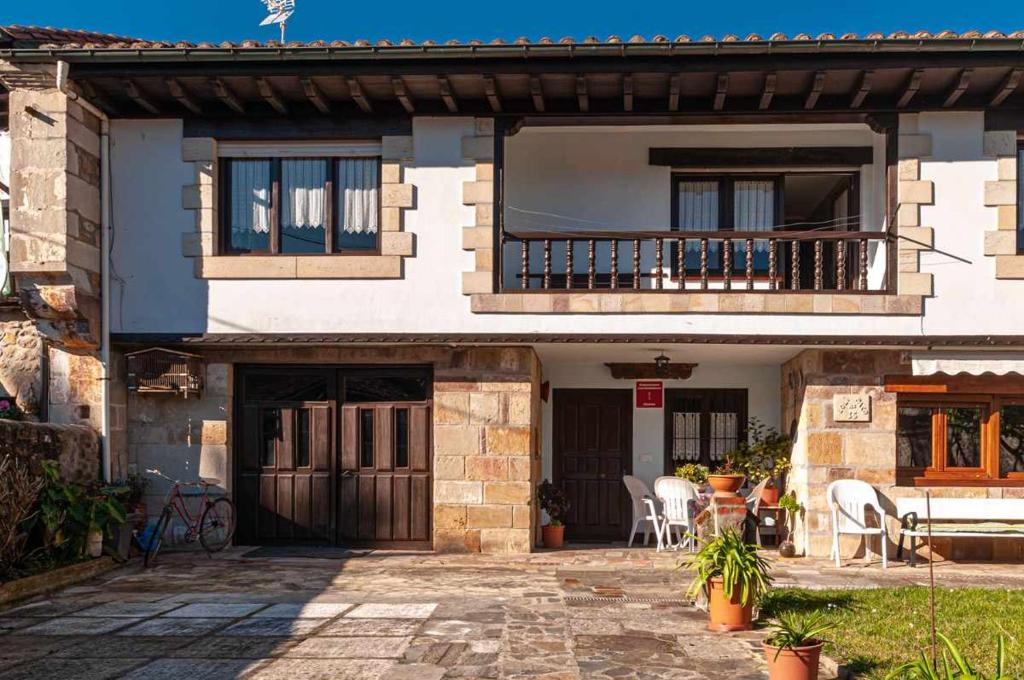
[896, 394, 1024, 484]
[664, 388, 747, 472]
[672, 172, 858, 279]
[221, 154, 380, 255]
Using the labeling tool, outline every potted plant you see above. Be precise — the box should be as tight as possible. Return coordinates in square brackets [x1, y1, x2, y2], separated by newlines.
[537, 479, 570, 549]
[888, 634, 1007, 680]
[707, 459, 746, 497]
[777, 491, 803, 558]
[675, 463, 709, 487]
[36, 461, 127, 560]
[730, 418, 792, 504]
[684, 527, 772, 631]
[763, 611, 833, 680]
[0, 398, 22, 421]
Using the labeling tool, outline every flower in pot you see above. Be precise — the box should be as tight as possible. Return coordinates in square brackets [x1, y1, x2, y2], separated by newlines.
[684, 527, 772, 632]
[707, 459, 746, 496]
[777, 491, 803, 558]
[762, 611, 833, 680]
[674, 463, 709, 488]
[730, 418, 792, 503]
[537, 479, 570, 549]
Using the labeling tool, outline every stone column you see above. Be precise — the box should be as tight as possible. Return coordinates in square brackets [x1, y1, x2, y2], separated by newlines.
[432, 347, 540, 554]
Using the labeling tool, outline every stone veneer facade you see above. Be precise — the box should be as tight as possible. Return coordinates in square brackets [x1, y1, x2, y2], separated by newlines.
[181, 136, 416, 279]
[981, 130, 1024, 278]
[123, 345, 541, 554]
[784, 349, 1024, 562]
[896, 124, 936, 297]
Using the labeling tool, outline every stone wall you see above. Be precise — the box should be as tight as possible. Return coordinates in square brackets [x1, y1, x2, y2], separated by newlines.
[0, 312, 44, 415]
[784, 348, 1024, 562]
[0, 418, 100, 483]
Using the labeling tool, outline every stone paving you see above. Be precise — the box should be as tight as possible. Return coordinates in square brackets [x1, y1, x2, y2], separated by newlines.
[2, 545, 1023, 679]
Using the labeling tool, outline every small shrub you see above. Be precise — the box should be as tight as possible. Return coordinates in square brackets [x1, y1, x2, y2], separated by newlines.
[537, 479, 570, 527]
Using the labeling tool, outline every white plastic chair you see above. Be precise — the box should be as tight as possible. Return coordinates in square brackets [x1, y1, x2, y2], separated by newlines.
[826, 479, 888, 569]
[623, 475, 663, 549]
[654, 476, 701, 551]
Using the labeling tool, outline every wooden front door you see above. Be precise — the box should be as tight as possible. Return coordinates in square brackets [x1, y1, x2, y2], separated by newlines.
[553, 389, 633, 541]
[338, 403, 432, 548]
[237, 401, 334, 544]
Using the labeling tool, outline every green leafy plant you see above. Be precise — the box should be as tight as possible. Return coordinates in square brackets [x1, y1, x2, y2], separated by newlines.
[886, 634, 1011, 680]
[35, 460, 127, 560]
[765, 610, 833, 656]
[683, 527, 773, 606]
[537, 479, 570, 528]
[728, 417, 792, 483]
[675, 463, 709, 485]
[778, 490, 802, 515]
[710, 458, 743, 476]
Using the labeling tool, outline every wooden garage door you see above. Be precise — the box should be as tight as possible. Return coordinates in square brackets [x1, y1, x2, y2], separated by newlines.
[237, 402, 333, 544]
[338, 403, 432, 548]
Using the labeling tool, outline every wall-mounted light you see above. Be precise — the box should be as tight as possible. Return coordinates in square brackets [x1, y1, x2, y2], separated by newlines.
[654, 354, 671, 377]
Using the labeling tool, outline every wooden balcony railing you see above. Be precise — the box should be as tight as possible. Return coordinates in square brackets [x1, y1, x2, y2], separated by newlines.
[500, 230, 891, 293]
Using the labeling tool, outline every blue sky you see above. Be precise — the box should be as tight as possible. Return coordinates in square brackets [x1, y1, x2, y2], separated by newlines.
[3, 0, 1024, 45]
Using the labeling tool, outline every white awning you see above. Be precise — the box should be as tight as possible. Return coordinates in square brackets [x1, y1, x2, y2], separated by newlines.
[911, 352, 1024, 376]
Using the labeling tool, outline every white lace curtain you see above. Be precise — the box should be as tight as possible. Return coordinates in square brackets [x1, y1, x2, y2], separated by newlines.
[282, 159, 327, 230]
[230, 160, 271, 235]
[337, 158, 380, 234]
[679, 180, 720, 261]
[734, 180, 775, 256]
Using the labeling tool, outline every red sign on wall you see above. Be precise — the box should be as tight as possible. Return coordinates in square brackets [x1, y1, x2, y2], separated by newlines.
[635, 381, 664, 408]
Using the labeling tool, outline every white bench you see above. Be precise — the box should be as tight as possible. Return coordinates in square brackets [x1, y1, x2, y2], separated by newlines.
[896, 497, 1024, 566]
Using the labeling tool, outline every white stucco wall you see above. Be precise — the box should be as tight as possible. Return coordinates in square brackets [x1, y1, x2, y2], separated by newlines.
[108, 114, 1020, 338]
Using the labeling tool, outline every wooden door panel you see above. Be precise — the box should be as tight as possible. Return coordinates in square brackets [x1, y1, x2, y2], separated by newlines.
[554, 389, 632, 541]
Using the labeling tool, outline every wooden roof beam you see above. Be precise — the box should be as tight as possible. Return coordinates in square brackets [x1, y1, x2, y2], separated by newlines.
[210, 78, 244, 114]
[391, 77, 414, 113]
[804, 71, 825, 110]
[623, 74, 634, 112]
[943, 69, 972, 108]
[759, 73, 776, 110]
[346, 77, 372, 113]
[79, 80, 118, 115]
[483, 75, 502, 112]
[300, 77, 330, 114]
[897, 69, 923, 109]
[166, 78, 200, 115]
[438, 76, 458, 113]
[529, 76, 545, 112]
[576, 75, 589, 112]
[990, 68, 1023, 107]
[668, 74, 681, 112]
[714, 74, 728, 111]
[124, 80, 158, 114]
[850, 70, 873, 108]
[255, 77, 287, 114]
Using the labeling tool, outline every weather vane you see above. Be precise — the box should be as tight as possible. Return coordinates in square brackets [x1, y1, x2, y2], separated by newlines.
[259, 0, 295, 43]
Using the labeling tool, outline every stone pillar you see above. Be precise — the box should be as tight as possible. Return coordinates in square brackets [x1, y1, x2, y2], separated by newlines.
[432, 347, 540, 554]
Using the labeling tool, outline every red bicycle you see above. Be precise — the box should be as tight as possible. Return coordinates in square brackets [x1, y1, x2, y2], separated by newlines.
[143, 468, 236, 567]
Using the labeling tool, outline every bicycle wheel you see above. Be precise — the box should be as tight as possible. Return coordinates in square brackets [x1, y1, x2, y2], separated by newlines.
[198, 498, 235, 553]
[144, 507, 172, 568]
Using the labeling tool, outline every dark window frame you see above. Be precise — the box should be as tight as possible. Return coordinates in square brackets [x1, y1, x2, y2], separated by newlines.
[1017, 142, 1024, 254]
[670, 170, 860, 277]
[219, 155, 382, 256]
[663, 388, 749, 474]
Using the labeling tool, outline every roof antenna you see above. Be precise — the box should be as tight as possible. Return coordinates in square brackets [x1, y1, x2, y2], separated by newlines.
[259, 0, 295, 44]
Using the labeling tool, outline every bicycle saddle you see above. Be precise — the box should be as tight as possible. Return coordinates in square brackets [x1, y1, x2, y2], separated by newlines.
[200, 477, 222, 486]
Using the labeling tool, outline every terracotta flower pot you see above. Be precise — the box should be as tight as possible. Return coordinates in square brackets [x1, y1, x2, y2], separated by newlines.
[760, 483, 780, 505]
[763, 641, 824, 680]
[542, 524, 565, 549]
[707, 577, 753, 632]
[707, 474, 746, 497]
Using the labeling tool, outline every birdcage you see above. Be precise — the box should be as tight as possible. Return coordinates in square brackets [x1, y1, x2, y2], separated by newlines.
[124, 348, 204, 398]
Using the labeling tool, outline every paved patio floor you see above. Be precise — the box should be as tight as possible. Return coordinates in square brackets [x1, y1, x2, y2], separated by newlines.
[2, 544, 1023, 679]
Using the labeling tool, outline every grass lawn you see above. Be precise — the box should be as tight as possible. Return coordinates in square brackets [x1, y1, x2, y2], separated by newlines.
[760, 587, 1024, 678]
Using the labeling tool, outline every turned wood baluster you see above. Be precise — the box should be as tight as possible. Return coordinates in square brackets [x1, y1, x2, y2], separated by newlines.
[610, 240, 619, 289]
[542, 239, 552, 290]
[722, 238, 732, 290]
[858, 238, 868, 290]
[655, 238, 664, 290]
[565, 240, 574, 290]
[791, 240, 801, 290]
[836, 239, 846, 291]
[632, 239, 641, 290]
[745, 238, 754, 290]
[677, 238, 686, 291]
[768, 239, 778, 291]
[813, 239, 823, 291]
[700, 239, 709, 290]
[587, 240, 596, 289]
[521, 240, 530, 290]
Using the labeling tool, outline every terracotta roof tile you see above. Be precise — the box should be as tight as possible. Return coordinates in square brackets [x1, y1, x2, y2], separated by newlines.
[3, 24, 1024, 52]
